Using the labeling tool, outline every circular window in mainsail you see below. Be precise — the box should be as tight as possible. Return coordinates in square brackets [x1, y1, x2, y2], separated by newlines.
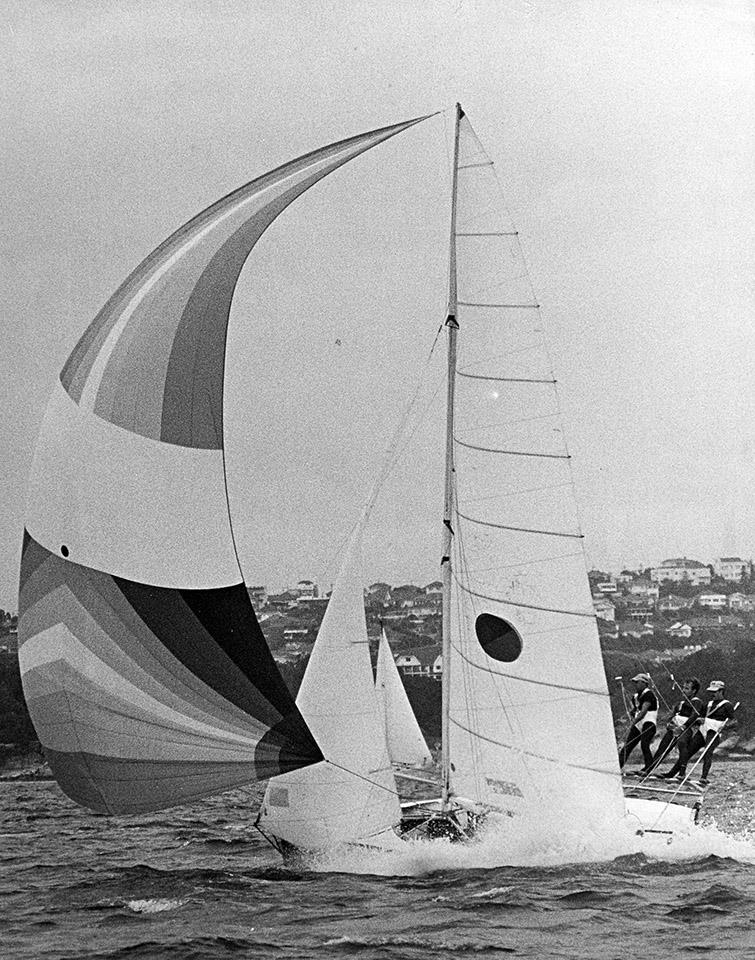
[475, 613, 523, 662]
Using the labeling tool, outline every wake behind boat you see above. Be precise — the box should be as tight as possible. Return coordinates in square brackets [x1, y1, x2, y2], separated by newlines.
[17, 103, 699, 861]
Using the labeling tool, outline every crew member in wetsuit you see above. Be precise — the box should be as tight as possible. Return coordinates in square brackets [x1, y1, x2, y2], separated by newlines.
[618, 673, 658, 772]
[647, 677, 702, 774]
[660, 680, 737, 784]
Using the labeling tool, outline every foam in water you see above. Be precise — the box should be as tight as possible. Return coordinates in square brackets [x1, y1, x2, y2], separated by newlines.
[126, 898, 188, 914]
[305, 806, 755, 876]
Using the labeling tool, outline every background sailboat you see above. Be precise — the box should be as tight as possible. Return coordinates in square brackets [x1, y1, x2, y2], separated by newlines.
[257, 530, 402, 853]
[375, 628, 432, 769]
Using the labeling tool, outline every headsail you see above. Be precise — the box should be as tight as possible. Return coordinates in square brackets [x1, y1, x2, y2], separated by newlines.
[258, 530, 400, 849]
[18, 115, 428, 814]
[446, 111, 625, 828]
[375, 629, 432, 767]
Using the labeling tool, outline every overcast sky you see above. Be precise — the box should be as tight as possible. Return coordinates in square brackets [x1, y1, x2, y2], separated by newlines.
[1, 1, 753, 607]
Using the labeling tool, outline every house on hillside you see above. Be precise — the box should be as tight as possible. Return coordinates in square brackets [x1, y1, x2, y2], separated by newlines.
[728, 593, 755, 612]
[650, 558, 711, 586]
[657, 594, 693, 614]
[665, 621, 692, 639]
[247, 585, 267, 609]
[395, 645, 442, 680]
[697, 593, 727, 609]
[593, 596, 616, 622]
[424, 581, 443, 596]
[295, 579, 318, 599]
[628, 579, 660, 600]
[267, 591, 298, 611]
[713, 557, 751, 582]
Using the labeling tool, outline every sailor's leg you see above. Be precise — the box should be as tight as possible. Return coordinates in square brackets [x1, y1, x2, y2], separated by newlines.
[677, 729, 704, 777]
[647, 730, 673, 771]
[701, 731, 719, 781]
[639, 723, 656, 770]
[619, 725, 641, 768]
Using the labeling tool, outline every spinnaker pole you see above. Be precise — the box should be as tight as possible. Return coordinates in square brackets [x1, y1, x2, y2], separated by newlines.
[440, 102, 462, 812]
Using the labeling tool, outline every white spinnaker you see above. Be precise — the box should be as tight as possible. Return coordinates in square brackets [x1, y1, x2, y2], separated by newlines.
[258, 530, 400, 848]
[376, 629, 432, 767]
[447, 114, 625, 829]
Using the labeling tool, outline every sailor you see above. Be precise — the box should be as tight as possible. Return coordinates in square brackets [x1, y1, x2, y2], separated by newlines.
[660, 680, 737, 785]
[695, 681, 737, 786]
[618, 673, 658, 772]
[647, 677, 702, 774]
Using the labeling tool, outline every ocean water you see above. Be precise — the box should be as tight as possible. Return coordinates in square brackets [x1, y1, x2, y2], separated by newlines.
[1, 762, 754, 960]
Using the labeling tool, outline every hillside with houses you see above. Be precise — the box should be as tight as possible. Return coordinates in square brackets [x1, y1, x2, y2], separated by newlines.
[1, 556, 754, 772]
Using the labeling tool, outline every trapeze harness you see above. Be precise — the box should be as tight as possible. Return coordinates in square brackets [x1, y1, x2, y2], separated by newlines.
[634, 689, 658, 729]
[700, 699, 731, 737]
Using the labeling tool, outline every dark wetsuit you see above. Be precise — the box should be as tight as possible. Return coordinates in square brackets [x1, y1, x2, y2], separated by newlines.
[647, 695, 702, 773]
[618, 687, 658, 770]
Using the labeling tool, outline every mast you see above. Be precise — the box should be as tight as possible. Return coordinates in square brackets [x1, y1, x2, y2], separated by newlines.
[441, 102, 462, 812]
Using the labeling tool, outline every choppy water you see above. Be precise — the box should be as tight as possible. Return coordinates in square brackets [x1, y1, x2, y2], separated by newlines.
[2, 761, 754, 959]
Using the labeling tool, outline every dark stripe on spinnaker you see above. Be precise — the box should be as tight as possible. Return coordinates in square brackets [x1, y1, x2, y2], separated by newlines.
[43, 747, 305, 815]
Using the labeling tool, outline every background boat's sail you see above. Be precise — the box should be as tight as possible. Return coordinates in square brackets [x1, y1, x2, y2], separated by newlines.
[18, 117, 426, 814]
[258, 531, 400, 849]
[376, 629, 432, 767]
[447, 113, 625, 828]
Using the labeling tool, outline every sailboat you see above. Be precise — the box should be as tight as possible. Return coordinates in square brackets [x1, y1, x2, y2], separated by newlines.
[375, 628, 433, 770]
[18, 104, 697, 853]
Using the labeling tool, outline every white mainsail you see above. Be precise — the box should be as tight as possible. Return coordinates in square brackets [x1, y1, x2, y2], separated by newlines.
[375, 629, 433, 768]
[445, 110, 626, 830]
[258, 530, 401, 849]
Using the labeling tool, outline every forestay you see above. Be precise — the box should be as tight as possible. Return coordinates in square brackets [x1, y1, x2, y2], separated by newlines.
[258, 530, 400, 849]
[18, 116, 426, 814]
[376, 629, 432, 768]
[447, 114, 625, 828]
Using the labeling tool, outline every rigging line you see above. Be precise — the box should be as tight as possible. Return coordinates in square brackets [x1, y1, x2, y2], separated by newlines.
[455, 510, 583, 539]
[454, 438, 569, 458]
[449, 640, 606, 696]
[324, 759, 402, 800]
[458, 160, 494, 169]
[449, 717, 618, 778]
[452, 572, 595, 618]
[647, 705, 740, 833]
[456, 230, 518, 236]
[456, 373, 557, 384]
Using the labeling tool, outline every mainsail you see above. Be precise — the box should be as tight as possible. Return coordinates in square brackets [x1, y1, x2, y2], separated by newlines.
[18, 116, 428, 814]
[375, 628, 432, 767]
[446, 110, 625, 828]
[258, 530, 400, 849]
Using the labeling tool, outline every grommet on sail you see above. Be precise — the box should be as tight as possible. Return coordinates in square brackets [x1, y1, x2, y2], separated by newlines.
[18, 115, 428, 815]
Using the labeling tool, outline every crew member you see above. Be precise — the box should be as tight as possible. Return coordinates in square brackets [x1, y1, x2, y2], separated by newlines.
[647, 677, 702, 774]
[661, 680, 737, 785]
[618, 673, 658, 772]
[696, 681, 737, 785]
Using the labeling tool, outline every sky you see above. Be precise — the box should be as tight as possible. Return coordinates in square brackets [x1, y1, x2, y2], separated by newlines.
[1, 0, 753, 607]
